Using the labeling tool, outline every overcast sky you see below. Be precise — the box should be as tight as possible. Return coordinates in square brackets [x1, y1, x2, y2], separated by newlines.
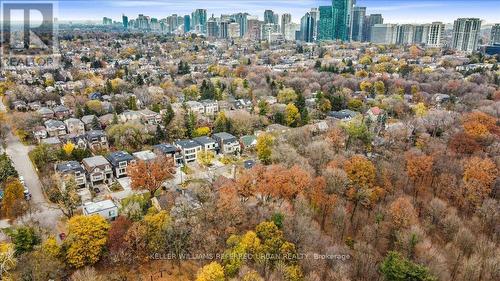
[11, 0, 500, 24]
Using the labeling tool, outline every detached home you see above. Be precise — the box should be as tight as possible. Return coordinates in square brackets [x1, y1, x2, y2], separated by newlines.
[82, 156, 113, 187]
[193, 136, 218, 153]
[213, 132, 241, 155]
[55, 161, 87, 188]
[83, 199, 118, 220]
[44, 120, 67, 137]
[85, 130, 108, 151]
[106, 151, 135, 178]
[153, 144, 183, 165]
[175, 140, 202, 163]
[64, 118, 85, 135]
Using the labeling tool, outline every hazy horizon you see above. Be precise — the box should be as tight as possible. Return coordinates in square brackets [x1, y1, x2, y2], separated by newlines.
[2, 0, 499, 25]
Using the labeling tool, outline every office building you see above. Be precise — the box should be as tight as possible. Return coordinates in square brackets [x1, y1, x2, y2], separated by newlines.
[247, 17, 262, 41]
[284, 23, 300, 41]
[319, 6, 334, 41]
[281, 13, 292, 35]
[228, 22, 240, 39]
[184, 15, 191, 33]
[122, 15, 128, 29]
[219, 21, 229, 38]
[192, 9, 207, 34]
[232, 13, 249, 37]
[371, 24, 397, 44]
[333, 0, 354, 41]
[103, 17, 112, 25]
[300, 12, 316, 43]
[452, 18, 481, 52]
[351, 6, 366, 42]
[491, 24, 500, 45]
[396, 24, 415, 45]
[364, 14, 383, 42]
[262, 23, 280, 42]
[264, 10, 275, 24]
[207, 15, 219, 38]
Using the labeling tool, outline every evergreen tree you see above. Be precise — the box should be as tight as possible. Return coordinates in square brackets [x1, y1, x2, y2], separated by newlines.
[163, 103, 175, 127]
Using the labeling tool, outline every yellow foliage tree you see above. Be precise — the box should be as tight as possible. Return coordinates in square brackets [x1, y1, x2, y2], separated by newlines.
[64, 215, 110, 268]
[256, 133, 274, 165]
[374, 81, 385, 95]
[413, 102, 428, 117]
[360, 80, 373, 92]
[194, 126, 211, 137]
[284, 103, 300, 127]
[277, 88, 297, 104]
[0, 243, 16, 279]
[1, 178, 26, 219]
[197, 150, 215, 167]
[63, 141, 75, 156]
[195, 262, 225, 281]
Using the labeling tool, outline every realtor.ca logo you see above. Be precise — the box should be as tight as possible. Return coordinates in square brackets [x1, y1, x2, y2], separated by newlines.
[1, 1, 59, 70]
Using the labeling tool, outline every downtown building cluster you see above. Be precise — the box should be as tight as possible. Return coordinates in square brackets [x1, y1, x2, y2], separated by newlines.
[106, 0, 498, 54]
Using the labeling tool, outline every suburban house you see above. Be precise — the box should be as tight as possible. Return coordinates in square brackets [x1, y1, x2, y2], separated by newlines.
[153, 144, 183, 166]
[53, 105, 71, 119]
[139, 109, 162, 125]
[327, 109, 359, 121]
[33, 126, 48, 141]
[212, 132, 241, 155]
[132, 150, 157, 162]
[185, 101, 205, 115]
[83, 199, 118, 220]
[106, 151, 136, 178]
[85, 130, 109, 151]
[82, 156, 113, 187]
[193, 136, 218, 153]
[44, 120, 67, 137]
[60, 135, 87, 149]
[37, 107, 54, 119]
[119, 110, 141, 123]
[200, 100, 219, 116]
[175, 140, 202, 163]
[81, 115, 99, 130]
[55, 161, 87, 188]
[64, 118, 85, 135]
[240, 135, 257, 150]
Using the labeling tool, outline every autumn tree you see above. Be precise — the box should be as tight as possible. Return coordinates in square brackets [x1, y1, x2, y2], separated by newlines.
[284, 103, 300, 127]
[388, 197, 418, 230]
[195, 262, 225, 281]
[462, 112, 498, 140]
[405, 151, 433, 200]
[128, 156, 176, 197]
[54, 176, 81, 218]
[107, 216, 132, 263]
[197, 150, 215, 167]
[0, 154, 18, 183]
[0, 243, 16, 279]
[462, 157, 497, 210]
[344, 155, 382, 222]
[1, 177, 27, 220]
[64, 215, 110, 268]
[256, 133, 274, 165]
[307, 176, 337, 230]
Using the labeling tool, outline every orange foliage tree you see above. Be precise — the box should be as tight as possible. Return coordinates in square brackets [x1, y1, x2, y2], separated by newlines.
[307, 176, 338, 230]
[256, 164, 311, 204]
[388, 197, 417, 229]
[128, 156, 176, 197]
[343, 155, 383, 222]
[462, 157, 497, 210]
[462, 112, 499, 140]
[405, 152, 433, 200]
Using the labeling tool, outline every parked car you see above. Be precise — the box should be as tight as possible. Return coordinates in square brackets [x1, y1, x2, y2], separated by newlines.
[24, 186, 31, 200]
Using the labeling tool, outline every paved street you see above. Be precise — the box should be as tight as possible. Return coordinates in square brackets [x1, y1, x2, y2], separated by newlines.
[0, 101, 62, 230]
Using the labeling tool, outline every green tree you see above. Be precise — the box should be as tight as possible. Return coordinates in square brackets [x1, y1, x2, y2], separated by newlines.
[380, 251, 437, 281]
[6, 226, 40, 256]
[185, 111, 197, 138]
[163, 103, 175, 127]
[213, 112, 231, 133]
[0, 153, 18, 183]
[258, 100, 270, 116]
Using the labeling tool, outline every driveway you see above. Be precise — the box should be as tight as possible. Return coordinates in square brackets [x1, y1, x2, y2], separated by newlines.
[0, 101, 62, 231]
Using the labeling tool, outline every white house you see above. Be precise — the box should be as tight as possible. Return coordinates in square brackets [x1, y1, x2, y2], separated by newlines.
[83, 199, 118, 220]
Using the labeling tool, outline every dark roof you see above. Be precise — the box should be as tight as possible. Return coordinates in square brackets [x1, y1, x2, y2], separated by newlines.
[327, 109, 358, 119]
[193, 136, 216, 145]
[175, 139, 202, 149]
[154, 144, 178, 154]
[106, 151, 134, 166]
[85, 130, 105, 140]
[56, 161, 85, 174]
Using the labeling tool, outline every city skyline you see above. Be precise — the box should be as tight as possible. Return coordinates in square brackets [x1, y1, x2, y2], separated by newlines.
[48, 0, 499, 24]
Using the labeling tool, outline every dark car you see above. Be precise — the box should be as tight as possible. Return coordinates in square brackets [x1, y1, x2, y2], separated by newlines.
[244, 160, 256, 169]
